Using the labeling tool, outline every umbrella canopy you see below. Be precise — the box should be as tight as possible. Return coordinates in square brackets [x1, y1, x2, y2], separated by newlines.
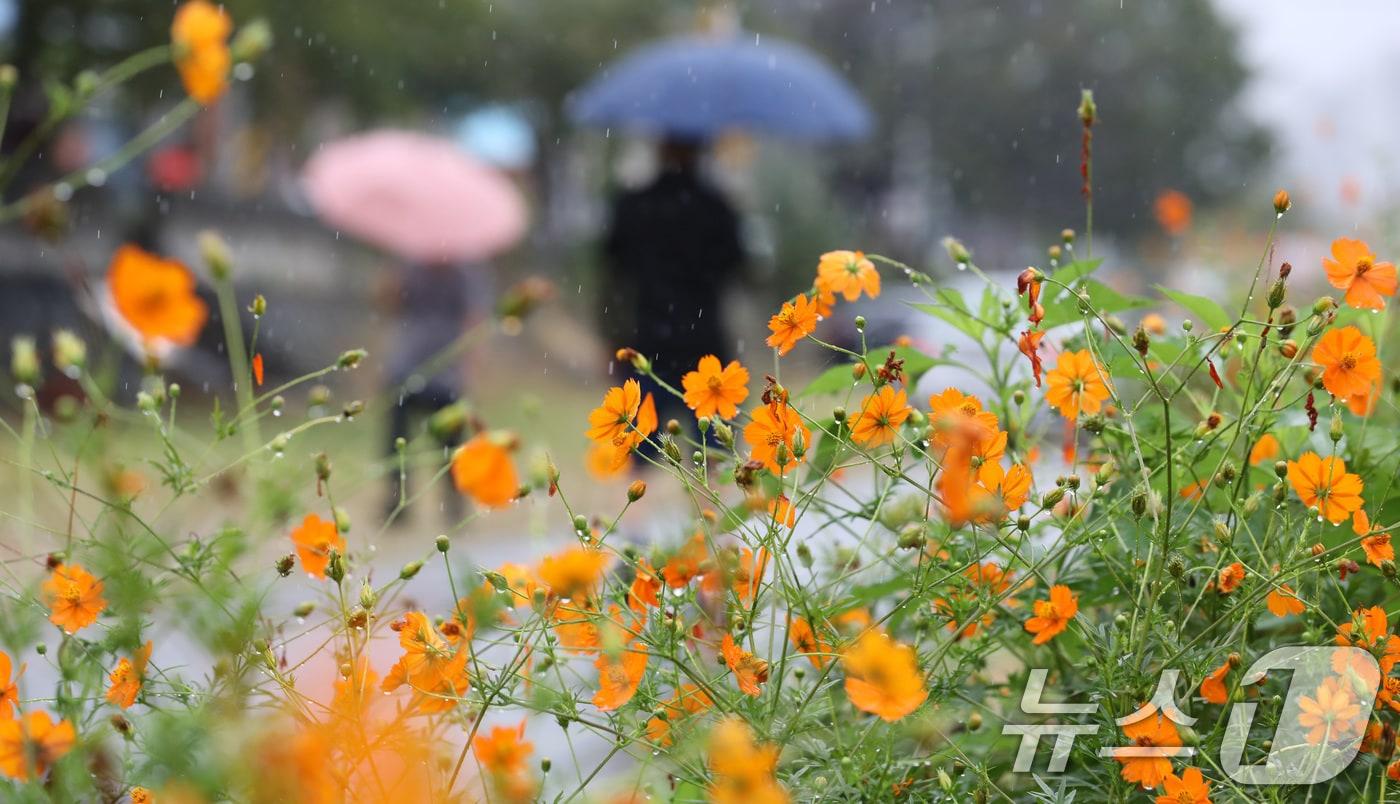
[568, 34, 872, 142]
[301, 130, 528, 264]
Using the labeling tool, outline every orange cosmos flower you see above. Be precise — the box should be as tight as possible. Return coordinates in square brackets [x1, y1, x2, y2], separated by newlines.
[1018, 329, 1045, 387]
[0, 653, 16, 719]
[1154, 767, 1212, 804]
[1359, 512, 1393, 566]
[788, 616, 832, 669]
[1153, 189, 1192, 236]
[129, 787, 153, 804]
[627, 559, 662, 613]
[538, 547, 607, 602]
[1287, 452, 1364, 524]
[646, 685, 712, 746]
[330, 656, 379, 723]
[767, 494, 797, 528]
[842, 630, 928, 722]
[474, 721, 533, 775]
[1200, 661, 1230, 705]
[1313, 325, 1381, 399]
[383, 613, 470, 712]
[586, 379, 656, 450]
[1248, 434, 1280, 466]
[1336, 606, 1400, 676]
[721, 634, 769, 697]
[1115, 709, 1181, 789]
[450, 433, 519, 509]
[681, 355, 749, 420]
[979, 462, 1033, 516]
[1347, 377, 1381, 417]
[106, 641, 153, 709]
[1023, 584, 1077, 645]
[1298, 677, 1363, 744]
[766, 293, 818, 356]
[1045, 349, 1111, 421]
[816, 250, 880, 302]
[662, 532, 710, 588]
[1216, 563, 1245, 595]
[171, 1, 232, 105]
[585, 441, 631, 478]
[474, 721, 537, 803]
[288, 513, 345, 580]
[927, 388, 999, 449]
[1324, 237, 1397, 311]
[251, 352, 264, 386]
[1266, 583, 1305, 617]
[42, 563, 107, 634]
[708, 717, 788, 804]
[850, 385, 912, 447]
[107, 244, 209, 347]
[743, 401, 811, 475]
[593, 643, 648, 711]
[0, 710, 75, 780]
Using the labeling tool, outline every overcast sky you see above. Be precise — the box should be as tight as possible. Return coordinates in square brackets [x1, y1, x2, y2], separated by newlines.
[1215, 0, 1400, 224]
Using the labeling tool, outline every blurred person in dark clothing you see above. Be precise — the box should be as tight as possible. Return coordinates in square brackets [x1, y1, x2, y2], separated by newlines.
[381, 260, 491, 522]
[602, 137, 745, 428]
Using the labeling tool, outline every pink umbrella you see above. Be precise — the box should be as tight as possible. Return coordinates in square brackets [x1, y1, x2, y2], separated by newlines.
[301, 130, 528, 264]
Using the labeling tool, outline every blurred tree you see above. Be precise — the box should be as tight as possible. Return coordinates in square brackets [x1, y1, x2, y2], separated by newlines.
[773, 0, 1269, 240]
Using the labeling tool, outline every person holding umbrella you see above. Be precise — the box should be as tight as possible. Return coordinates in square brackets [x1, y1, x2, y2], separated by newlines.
[300, 129, 528, 521]
[601, 136, 744, 429]
[571, 26, 872, 431]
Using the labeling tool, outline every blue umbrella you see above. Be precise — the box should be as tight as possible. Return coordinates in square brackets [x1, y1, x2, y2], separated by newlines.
[568, 34, 873, 142]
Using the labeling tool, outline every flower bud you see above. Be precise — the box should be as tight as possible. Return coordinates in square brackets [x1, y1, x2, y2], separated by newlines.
[775, 442, 790, 466]
[663, 438, 682, 464]
[333, 506, 351, 533]
[1383, 560, 1397, 579]
[713, 421, 734, 448]
[897, 523, 925, 550]
[275, 554, 295, 577]
[230, 18, 274, 62]
[337, 349, 368, 369]
[1041, 487, 1066, 509]
[832, 406, 847, 423]
[1310, 543, 1325, 557]
[1279, 339, 1298, 359]
[10, 335, 39, 387]
[198, 230, 232, 280]
[293, 600, 316, 618]
[792, 430, 806, 460]
[1181, 319, 1193, 333]
[942, 236, 972, 267]
[326, 550, 346, 584]
[51, 329, 86, 377]
[249, 293, 267, 317]
[341, 400, 364, 419]
[614, 347, 650, 372]
[314, 452, 332, 482]
[1313, 297, 1337, 315]
[854, 315, 866, 332]
[668, 418, 684, 436]
[399, 560, 423, 580]
[1274, 461, 1288, 479]
[851, 362, 866, 380]
[359, 580, 377, 609]
[1166, 552, 1185, 579]
[627, 480, 647, 502]
[1077, 89, 1096, 126]
[1330, 411, 1344, 443]
[796, 542, 813, 568]
[1272, 189, 1291, 215]
[436, 534, 451, 553]
[1267, 278, 1287, 309]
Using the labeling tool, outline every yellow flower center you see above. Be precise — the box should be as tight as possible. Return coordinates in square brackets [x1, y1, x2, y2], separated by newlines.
[707, 375, 723, 392]
[1357, 258, 1373, 276]
[1341, 354, 1358, 370]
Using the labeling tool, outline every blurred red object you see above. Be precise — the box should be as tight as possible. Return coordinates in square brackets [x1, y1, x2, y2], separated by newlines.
[147, 145, 204, 192]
